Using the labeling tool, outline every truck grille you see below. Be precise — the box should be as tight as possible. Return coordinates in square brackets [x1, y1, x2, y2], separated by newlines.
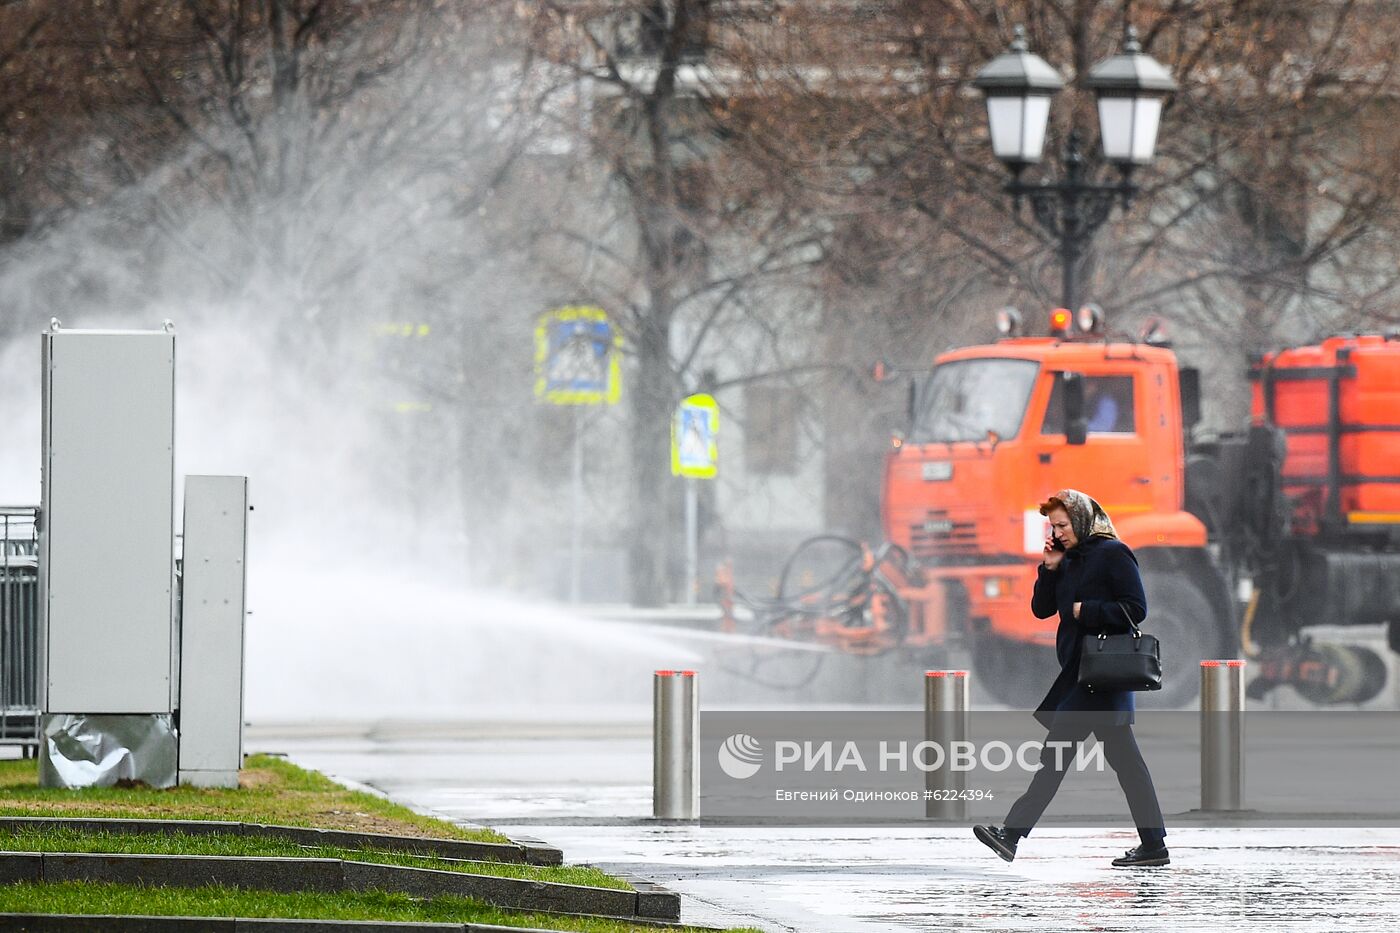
[910, 509, 979, 559]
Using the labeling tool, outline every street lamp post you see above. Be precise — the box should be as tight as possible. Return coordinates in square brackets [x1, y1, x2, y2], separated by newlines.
[973, 26, 1177, 313]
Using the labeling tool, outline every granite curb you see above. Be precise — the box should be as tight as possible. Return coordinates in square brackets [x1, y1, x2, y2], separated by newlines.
[605, 871, 689, 921]
[0, 913, 729, 932]
[0, 917, 552, 932]
[0, 852, 680, 922]
[0, 818, 563, 867]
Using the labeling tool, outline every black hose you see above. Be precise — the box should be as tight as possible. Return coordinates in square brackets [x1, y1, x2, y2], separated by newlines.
[729, 533, 910, 657]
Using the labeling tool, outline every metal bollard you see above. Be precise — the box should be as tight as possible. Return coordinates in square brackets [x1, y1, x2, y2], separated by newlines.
[1200, 659, 1246, 811]
[924, 670, 969, 821]
[653, 669, 699, 820]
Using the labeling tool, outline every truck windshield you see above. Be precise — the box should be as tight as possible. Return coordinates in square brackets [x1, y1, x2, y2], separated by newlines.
[911, 358, 1039, 443]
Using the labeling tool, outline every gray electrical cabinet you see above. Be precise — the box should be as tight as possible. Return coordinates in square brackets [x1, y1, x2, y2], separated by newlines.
[40, 326, 176, 714]
[177, 475, 249, 788]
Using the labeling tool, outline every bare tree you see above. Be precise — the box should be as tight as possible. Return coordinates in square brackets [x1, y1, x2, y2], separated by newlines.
[515, 1, 835, 604]
[0, 0, 55, 254]
[13, 0, 1400, 588]
[0, 1, 554, 573]
[0, 2, 531, 347]
[728, 2, 1400, 350]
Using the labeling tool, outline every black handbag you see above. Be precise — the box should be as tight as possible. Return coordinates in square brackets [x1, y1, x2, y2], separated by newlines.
[1077, 601, 1162, 693]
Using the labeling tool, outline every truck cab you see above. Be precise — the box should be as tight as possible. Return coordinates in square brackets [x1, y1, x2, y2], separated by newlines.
[881, 309, 1235, 706]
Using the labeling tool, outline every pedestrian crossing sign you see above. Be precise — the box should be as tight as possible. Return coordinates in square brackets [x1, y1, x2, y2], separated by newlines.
[672, 394, 719, 478]
[534, 306, 622, 405]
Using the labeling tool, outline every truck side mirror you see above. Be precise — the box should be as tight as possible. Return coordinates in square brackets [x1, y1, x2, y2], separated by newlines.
[1180, 367, 1202, 429]
[1061, 371, 1087, 445]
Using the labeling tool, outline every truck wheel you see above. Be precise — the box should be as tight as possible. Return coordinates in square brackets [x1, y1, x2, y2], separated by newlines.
[972, 634, 1056, 709]
[1138, 574, 1226, 709]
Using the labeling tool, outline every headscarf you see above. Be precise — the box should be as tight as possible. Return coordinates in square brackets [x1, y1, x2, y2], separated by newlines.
[1042, 488, 1118, 544]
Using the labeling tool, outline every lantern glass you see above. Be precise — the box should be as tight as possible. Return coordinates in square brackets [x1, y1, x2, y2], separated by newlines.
[986, 93, 1052, 164]
[1097, 94, 1164, 164]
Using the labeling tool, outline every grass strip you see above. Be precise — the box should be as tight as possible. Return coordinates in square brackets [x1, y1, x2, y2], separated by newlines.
[0, 755, 508, 844]
[0, 827, 628, 890]
[0, 882, 762, 933]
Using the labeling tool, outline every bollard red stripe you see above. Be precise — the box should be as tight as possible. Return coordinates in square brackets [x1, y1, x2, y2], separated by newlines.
[680, 670, 696, 676]
[925, 671, 946, 677]
[1225, 660, 1246, 668]
[1200, 660, 1221, 667]
[951, 670, 968, 677]
[655, 670, 675, 676]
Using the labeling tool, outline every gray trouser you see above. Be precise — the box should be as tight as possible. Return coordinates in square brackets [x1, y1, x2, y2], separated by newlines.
[1005, 717, 1166, 847]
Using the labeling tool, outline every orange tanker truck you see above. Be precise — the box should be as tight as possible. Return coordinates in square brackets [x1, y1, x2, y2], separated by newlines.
[877, 306, 1398, 707]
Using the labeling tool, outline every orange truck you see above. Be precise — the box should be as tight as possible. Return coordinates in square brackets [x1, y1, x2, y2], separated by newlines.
[880, 306, 1398, 707]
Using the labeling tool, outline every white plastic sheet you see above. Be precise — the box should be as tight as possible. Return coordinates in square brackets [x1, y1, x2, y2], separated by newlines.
[39, 713, 177, 788]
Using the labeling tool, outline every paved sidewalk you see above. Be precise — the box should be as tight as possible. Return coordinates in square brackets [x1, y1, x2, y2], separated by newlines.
[258, 729, 1400, 933]
[495, 823, 1400, 932]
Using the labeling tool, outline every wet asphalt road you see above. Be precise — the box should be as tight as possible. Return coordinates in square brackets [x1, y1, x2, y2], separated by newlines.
[248, 723, 1400, 933]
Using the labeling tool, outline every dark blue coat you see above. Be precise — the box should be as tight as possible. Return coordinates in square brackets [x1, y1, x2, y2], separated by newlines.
[1030, 535, 1147, 727]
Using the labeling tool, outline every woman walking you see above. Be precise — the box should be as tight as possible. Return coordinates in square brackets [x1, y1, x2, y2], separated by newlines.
[973, 489, 1169, 867]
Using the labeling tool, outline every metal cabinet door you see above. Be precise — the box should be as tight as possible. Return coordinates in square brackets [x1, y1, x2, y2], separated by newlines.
[41, 330, 175, 714]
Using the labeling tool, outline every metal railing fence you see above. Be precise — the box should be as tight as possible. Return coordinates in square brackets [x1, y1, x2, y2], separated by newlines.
[1, 507, 40, 754]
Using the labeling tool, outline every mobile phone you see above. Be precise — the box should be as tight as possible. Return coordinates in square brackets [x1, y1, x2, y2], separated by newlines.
[1050, 537, 1065, 552]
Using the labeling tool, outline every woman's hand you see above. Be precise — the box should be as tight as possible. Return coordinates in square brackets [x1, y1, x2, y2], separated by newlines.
[1042, 538, 1064, 571]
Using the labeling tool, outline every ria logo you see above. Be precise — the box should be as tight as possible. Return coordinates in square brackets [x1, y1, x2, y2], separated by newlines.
[717, 733, 763, 779]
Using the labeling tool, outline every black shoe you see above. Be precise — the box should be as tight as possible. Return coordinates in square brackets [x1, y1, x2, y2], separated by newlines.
[973, 824, 1017, 863]
[1112, 845, 1170, 867]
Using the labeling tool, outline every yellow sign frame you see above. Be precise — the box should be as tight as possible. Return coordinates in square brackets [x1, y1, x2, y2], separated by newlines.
[672, 393, 719, 478]
[534, 306, 622, 406]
